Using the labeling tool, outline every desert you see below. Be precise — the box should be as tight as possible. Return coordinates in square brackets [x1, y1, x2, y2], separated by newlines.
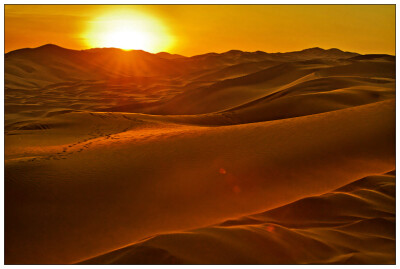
[4, 44, 395, 264]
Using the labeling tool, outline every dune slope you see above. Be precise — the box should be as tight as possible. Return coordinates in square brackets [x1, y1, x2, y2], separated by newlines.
[81, 171, 395, 264]
[5, 100, 395, 264]
[4, 46, 395, 265]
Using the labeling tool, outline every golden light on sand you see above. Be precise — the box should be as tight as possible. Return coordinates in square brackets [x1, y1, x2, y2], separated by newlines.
[83, 10, 174, 52]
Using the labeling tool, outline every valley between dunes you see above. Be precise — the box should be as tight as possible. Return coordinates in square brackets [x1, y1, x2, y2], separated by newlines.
[5, 45, 395, 264]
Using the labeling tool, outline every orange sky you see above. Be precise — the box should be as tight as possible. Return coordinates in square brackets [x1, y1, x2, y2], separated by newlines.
[5, 5, 395, 56]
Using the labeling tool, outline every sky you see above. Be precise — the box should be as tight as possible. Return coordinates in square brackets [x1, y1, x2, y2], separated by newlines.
[5, 5, 396, 56]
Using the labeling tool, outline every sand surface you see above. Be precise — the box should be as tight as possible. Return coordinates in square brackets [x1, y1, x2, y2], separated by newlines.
[5, 46, 395, 264]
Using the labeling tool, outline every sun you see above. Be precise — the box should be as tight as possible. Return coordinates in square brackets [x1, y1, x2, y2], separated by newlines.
[83, 9, 174, 52]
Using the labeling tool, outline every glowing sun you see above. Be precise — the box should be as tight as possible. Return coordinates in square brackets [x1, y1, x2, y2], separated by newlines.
[84, 10, 174, 52]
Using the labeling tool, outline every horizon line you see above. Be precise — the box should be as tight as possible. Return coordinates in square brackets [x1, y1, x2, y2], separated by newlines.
[5, 43, 384, 58]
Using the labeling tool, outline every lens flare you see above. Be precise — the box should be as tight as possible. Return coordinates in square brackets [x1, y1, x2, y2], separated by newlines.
[83, 9, 174, 52]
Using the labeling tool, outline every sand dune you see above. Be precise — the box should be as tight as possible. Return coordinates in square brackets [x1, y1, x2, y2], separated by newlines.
[142, 56, 394, 115]
[4, 45, 395, 264]
[5, 100, 395, 264]
[81, 171, 395, 264]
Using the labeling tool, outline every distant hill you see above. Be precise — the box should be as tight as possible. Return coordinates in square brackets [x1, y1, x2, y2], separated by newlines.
[5, 44, 363, 88]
